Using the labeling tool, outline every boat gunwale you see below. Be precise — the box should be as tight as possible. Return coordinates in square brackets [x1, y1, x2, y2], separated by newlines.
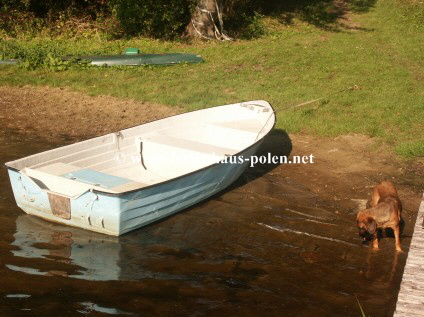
[5, 100, 276, 197]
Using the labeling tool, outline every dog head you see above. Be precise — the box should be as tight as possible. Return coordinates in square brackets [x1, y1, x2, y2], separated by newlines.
[356, 211, 377, 237]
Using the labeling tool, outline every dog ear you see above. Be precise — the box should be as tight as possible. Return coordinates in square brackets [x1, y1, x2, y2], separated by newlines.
[365, 217, 377, 234]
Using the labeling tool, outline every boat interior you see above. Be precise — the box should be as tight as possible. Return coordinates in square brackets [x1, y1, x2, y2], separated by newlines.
[7, 102, 274, 196]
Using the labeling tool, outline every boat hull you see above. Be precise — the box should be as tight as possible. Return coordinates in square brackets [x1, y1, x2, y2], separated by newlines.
[8, 142, 261, 236]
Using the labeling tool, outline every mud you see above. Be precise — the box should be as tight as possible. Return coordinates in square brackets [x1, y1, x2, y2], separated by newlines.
[0, 86, 423, 317]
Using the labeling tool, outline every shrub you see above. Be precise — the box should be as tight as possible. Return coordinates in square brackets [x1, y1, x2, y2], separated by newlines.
[111, 0, 197, 39]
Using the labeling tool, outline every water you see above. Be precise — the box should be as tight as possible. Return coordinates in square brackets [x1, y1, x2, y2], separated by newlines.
[0, 131, 409, 317]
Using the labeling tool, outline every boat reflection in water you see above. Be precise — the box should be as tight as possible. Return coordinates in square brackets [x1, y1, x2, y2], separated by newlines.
[9, 212, 211, 283]
[9, 214, 122, 281]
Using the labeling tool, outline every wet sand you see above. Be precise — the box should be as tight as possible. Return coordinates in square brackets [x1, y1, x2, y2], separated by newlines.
[0, 86, 423, 316]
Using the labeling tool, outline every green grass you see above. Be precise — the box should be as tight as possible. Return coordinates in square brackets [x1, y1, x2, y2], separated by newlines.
[1, 0, 423, 157]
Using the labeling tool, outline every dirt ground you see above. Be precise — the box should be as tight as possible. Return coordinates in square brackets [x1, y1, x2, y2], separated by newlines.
[0, 85, 182, 139]
[0, 84, 423, 227]
[0, 86, 424, 191]
[0, 86, 424, 225]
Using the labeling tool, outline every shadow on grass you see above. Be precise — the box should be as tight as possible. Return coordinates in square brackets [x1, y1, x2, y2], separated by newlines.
[257, 0, 377, 32]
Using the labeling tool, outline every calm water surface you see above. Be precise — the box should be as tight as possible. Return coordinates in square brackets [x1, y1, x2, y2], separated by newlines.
[0, 132, 408, 317]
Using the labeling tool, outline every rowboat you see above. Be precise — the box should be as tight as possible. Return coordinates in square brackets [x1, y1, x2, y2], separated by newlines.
[5, 100, 275, 235]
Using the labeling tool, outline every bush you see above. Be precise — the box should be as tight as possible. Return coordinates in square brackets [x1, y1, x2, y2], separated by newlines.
[220, 0, 267, 39]
[0, 39, 86, 71]
[227, 12, 266, 39]
[111, 0, 197, 39]
[0, 0, 116, 38]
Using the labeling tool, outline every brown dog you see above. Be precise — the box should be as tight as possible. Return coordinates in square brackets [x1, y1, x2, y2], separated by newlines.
[356, 181, 403, 252]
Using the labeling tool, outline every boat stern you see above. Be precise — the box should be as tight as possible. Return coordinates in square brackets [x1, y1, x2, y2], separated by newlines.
[7, 168, 122, 235]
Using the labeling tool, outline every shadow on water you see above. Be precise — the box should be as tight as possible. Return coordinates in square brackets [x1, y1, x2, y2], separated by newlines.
[230, 128, 293, 189]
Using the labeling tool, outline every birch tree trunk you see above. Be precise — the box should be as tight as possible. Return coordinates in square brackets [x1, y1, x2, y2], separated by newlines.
[185, 0, 231, 40]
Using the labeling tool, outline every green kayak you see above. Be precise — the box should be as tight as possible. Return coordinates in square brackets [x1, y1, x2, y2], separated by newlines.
[1, 48, 204, 67]
[74, 52, 204, 66]
[0, 59, 18, 65]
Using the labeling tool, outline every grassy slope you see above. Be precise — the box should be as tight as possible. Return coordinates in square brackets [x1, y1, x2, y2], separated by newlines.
[1, 0, 423, 156]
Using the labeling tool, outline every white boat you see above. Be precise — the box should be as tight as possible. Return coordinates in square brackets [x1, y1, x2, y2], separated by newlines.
[5, 100, 275, 235]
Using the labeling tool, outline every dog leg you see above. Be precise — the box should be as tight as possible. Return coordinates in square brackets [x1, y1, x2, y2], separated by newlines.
[371, 188, 380, 208]
[394, 225, 403, 252]
[372, 233, 379, 250]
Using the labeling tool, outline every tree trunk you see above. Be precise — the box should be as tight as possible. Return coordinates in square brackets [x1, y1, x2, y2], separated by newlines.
[185, 0, 231, 40]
